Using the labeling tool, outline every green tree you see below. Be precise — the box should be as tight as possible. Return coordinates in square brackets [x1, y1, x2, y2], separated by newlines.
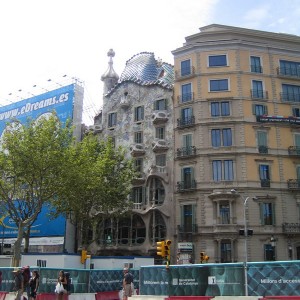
[0, 113, 73, 266]
[53, 134, 136, 247]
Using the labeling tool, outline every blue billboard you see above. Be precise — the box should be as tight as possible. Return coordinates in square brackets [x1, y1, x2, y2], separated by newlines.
[0, 84, 77, 239]
[0, 84, 75, 136]
[0, 204, 66, 238]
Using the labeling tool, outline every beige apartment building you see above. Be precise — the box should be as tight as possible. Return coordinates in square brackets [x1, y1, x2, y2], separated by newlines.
[172, 24, 300, 264]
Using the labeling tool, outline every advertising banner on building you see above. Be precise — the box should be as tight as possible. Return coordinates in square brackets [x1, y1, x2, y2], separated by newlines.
[0, 84, 75, 135]
[0, 84, 78, 240]
[0, 204, 66, 238]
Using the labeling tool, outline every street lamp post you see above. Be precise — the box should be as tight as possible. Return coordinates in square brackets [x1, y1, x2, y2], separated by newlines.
[270, 235, 277, 261]
[231, 190, 256, 296]
[243, 196, 250, 297]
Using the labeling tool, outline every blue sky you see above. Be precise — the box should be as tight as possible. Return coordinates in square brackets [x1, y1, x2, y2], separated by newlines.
[0, 0, 299, 124]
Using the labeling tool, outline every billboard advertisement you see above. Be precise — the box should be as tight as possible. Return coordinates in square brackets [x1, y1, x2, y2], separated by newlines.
[0, 203, 66, 238]
[0, 84, 75, 135]
[0, 84, 83, 240]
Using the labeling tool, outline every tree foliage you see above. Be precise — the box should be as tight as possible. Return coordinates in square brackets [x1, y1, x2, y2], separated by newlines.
[53, 134, 136, 245]
[0, 112, 136, 263]
[0, 113, 73, 266]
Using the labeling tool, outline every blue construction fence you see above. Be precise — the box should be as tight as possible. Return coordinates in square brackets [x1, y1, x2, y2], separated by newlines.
[139, 261, 300, 297]
[1, 261, 300, 297]
[0, 267, 139, 294]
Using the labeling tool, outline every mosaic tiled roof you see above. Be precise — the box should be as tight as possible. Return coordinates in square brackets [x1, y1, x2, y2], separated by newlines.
[105, 52, 174, 95]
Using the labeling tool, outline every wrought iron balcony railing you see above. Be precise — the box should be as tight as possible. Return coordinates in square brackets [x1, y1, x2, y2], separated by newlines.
[258, 145, 268, 154]
[280, 92, 300, 102]
[250, 65, 263, 73]
[177, 116, 195, 128]
[177, 92, 194, 103]
[177, 224, 198, 234]
[177, 180, 197, 192]
[176, 146, 197, 158]
[175, 66, 195, 80]
[260, 179, 270, 188]
[277, 67, 300, 79]
[251, 90, 268, 100]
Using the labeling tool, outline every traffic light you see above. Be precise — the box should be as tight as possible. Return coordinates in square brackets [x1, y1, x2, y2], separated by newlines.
[165, 240, 172, 262]
[200, 252, 205, 263]
[156, 241, 165, 257]
[81, 249, 87, 264]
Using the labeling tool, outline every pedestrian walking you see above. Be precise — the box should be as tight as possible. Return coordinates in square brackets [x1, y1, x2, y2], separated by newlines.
[122, 267, 133, 300]
[29, 270, 39, 300]
[12, 268, 24, 300]
[55, 270, 67, 300]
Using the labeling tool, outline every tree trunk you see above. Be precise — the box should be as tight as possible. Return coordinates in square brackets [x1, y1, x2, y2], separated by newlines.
[12, 223, 24, 267]
[24, 227, 30, 253]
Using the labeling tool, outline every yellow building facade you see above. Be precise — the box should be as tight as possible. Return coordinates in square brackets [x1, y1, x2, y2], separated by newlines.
[172, 24, 300, 263]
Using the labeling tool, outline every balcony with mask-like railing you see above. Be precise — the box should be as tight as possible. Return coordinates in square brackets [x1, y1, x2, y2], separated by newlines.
[132, 171, 146, 185]
[288, 146, 300, 156]
[177, 180, 197, 192]
[130, 144, 146, 157]
[176, 146, 197, 159]
[151, 110, 168, 124]
[152, 139, 169, 153]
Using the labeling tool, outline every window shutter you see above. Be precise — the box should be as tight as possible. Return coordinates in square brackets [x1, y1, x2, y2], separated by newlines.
[260, 203, 264, 225]
[182, 135, 187, 148]
[180, 205, 184, 227]
[263, 105, 268, 115]
[192, 204, 196, 225]
[257, 131, 267, 146]
[295, 135, 300, 147]
[252, 104, 256, 115]
[181, 168, 184, 181]
[297, 166, 300, 180]
[272, 203, 276, 225]
[191, 167, 195, 181]
[187, 134, 192, 147]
